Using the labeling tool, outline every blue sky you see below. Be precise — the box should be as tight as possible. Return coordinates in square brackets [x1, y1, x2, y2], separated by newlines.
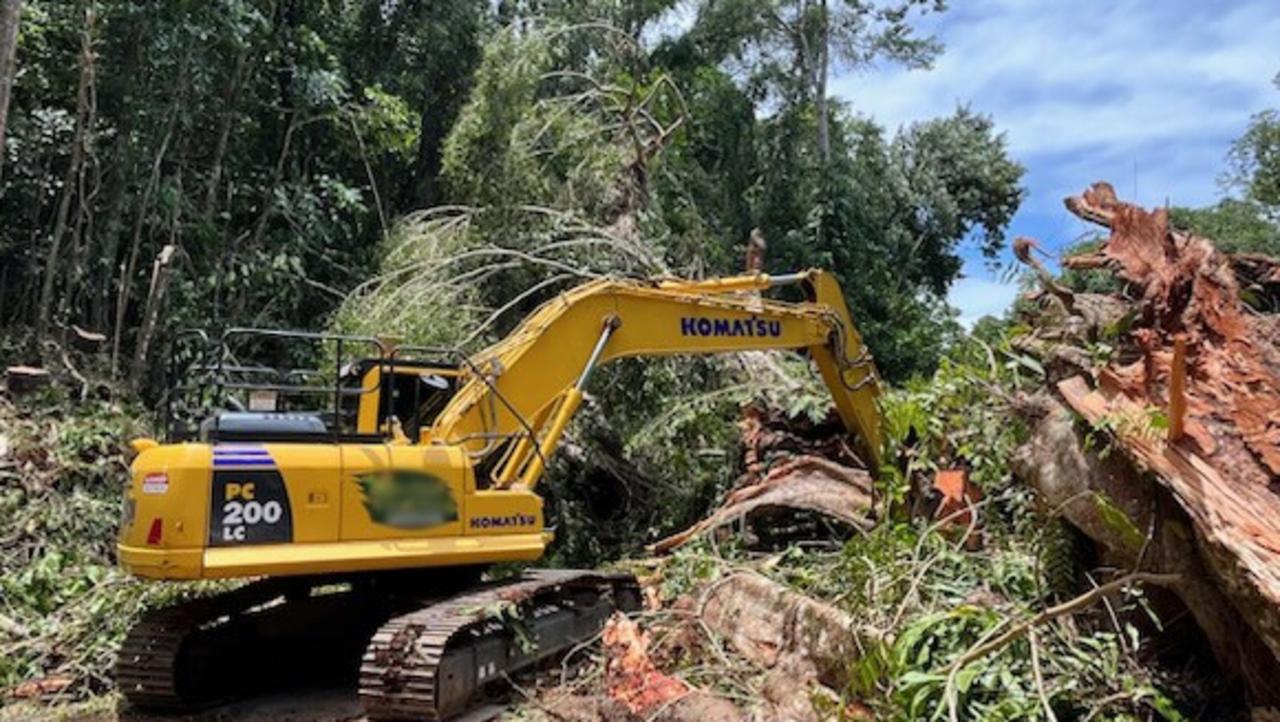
[829, 0, 1280, 326]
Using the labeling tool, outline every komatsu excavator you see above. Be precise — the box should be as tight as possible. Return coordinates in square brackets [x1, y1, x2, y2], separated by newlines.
[115, 270, 882, 720]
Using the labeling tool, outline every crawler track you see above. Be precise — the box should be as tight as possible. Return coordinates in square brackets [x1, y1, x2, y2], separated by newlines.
[117, 579, 292, 710]
[116, 569, 638, 719]
[116, 578, 391, 711]
[359, 570, 640, 721]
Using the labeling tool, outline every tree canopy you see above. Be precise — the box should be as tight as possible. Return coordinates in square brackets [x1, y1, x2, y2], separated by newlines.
[1173, 74, 1280, 256]
[0, 0, 1023, 390]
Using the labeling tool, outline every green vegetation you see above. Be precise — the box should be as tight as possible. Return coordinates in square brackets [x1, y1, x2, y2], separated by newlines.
[0, 0, 483, 392]
[0, 379, 228, 701]
[1, 0, 1022, 389]
[2, 2, 1271, 718]
[650, 329, 1225, 721]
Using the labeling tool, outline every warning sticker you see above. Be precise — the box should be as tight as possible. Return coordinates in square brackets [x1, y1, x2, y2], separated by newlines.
[142, 473, 169, 495]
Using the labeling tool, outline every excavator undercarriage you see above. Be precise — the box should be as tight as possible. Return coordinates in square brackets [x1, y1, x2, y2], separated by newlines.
[116, 569, 640, 718]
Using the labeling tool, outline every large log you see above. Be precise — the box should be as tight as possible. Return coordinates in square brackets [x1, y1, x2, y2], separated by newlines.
[1014, 390, 1280, 701]
[5, 366, 49, 395]
[1014, 182, 1280, 704]
[698, 571, 873, 690]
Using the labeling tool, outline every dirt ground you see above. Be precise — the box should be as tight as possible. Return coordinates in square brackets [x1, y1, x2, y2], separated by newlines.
[0, 688, 519, 722]
[1, 688, 515, 722]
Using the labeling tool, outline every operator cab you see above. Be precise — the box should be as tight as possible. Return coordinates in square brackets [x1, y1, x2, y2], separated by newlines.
[163, 329, 461, 445]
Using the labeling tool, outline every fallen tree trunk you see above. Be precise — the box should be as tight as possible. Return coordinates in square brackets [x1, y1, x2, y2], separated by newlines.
[1013, 392, 1280, 701]
[698, 571, 874, 690]
[654, 403, 874, 553]
[652, 455, 873, 553]
[1014, 182, 1280, 704]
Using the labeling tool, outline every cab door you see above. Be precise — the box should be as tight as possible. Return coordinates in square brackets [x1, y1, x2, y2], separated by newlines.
[339, 443, 466, 541]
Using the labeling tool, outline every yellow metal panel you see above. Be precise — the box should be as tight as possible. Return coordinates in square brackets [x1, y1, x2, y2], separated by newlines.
[338, 443, 467, 541]
[118, 544, 205, 579]
[430, 270, 883, 471]
[201, 533, 547, 578]
[265, 443, 341, 543]
[120, 443, 211, 552]
[356, 365, 383, 434]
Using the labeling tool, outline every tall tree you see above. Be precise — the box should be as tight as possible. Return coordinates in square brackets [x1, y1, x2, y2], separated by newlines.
[1225, 85, 1280, 219]
[694, 0, 943, 163]
[0, 0, 21, 182]
[36, 5, 95, 344]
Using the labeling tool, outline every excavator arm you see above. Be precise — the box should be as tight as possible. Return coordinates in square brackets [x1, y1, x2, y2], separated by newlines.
[428, 269, 883, 487]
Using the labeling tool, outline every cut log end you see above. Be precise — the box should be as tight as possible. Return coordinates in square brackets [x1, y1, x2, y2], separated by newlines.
[5, 366, 50, 395]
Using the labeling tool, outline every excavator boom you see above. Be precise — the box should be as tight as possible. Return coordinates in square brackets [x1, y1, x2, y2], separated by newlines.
[431, 269, 882, 482]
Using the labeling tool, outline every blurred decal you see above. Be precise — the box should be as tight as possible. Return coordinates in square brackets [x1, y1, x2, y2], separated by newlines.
[357, 470, 458, 530]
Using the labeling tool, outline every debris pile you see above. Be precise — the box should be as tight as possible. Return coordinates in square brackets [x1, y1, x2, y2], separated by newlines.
[525, 401, 880, 722]
[1013, 182, 1280, 702]
[654, 403, 874, 552]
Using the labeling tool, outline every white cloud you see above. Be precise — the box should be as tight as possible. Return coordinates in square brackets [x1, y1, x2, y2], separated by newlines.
[832, 0, 1279, 200]
[832, 0, 1280, 324]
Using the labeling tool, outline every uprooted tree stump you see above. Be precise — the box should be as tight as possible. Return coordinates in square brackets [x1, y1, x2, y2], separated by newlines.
[1013, 181, 1280, 704]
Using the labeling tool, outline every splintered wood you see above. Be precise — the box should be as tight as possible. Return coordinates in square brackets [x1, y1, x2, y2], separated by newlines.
[1019, 182, 1280, 681]
[1061, 182, 1280, 482]
[601, 614, 690, 714]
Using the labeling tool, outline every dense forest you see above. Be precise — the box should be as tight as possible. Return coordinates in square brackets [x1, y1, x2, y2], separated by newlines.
[3, 1, 1275, 382]
[0, 0, 1030, 387]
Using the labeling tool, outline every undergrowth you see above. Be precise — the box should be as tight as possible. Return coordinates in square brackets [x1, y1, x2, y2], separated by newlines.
[0, 382, 227, 703]
[646, 327, 1230, 721]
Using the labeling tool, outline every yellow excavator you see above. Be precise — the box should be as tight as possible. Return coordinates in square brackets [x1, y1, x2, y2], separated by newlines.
[115, 270, 882, 720]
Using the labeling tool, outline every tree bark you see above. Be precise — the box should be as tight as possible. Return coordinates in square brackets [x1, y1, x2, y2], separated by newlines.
[62, 37, 100, 327]
[1014, 390, 1280, 704]
[36, 7, 94, 343]
[129, 241, 177, 391]
[110, 115, 174, 376]
[246, 110, 299, 250]
[202, 50, 247, 218]
[91, 11, 147, 332]
[0, 0, 21, 184]
[814, 0, 830, 164]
